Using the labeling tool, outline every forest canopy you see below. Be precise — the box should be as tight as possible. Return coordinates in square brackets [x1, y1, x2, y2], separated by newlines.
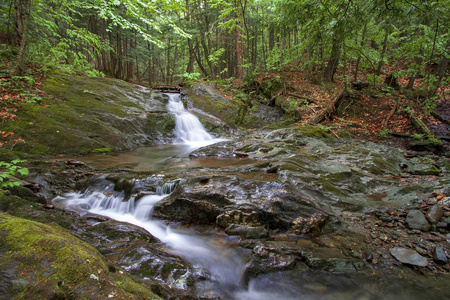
[0, 0, 449, 96]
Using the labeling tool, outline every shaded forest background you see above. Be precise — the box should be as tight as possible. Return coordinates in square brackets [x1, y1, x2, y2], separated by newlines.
[1, 0, 448, 90]
[0, 0, 449, 148]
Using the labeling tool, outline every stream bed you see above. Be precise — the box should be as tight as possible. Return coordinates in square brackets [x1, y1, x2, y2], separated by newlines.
[47, 93, 450, 299]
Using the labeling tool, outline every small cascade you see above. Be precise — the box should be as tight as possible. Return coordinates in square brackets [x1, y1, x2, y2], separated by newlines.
[166, 93, 214, 145]
[53, 180, 246, 296]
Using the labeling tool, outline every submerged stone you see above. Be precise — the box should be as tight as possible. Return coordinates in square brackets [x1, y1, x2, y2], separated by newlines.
[225, 224, 269, 239]
[389, 247, 428, 267]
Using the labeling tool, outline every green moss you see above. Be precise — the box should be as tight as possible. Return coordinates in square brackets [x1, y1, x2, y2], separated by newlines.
[2, 73, 174, 156]
[186, 84, 247, 128]
[90, 147, 113, 153]
[317, 178, 347, 196]
[295, 125, 333, 138]
[263, 120, 294, 130]
[0, 212, 161, 299]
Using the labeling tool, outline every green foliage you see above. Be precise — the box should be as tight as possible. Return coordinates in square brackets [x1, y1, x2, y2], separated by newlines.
[183, 72, 201, 81]
[317, 124, 333, 133]
[377, 129, 389, 139]
[411, 133, 426, 141]
[0, 159, 29, 189]
[367, 74, 383, 85]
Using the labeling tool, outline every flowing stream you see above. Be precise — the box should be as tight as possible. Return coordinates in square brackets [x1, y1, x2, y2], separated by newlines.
[53, 93, 297, 299]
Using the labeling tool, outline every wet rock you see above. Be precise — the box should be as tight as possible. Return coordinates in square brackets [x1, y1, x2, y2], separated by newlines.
[292, 213, 328, 236]
[404, 157, 441, 175]
[389, 247, 428, 267]
[225, 224, 269, 239]
[216, 204, 289, 230]
[243, 245, 297, 283]
[406, 210, 430, 231]
[426, 205, 444, 224]
[153, 197, 221, 224]
[433, 247, 448, 264]
[407, 140, 442, 153]
[217, 205, 269, 229]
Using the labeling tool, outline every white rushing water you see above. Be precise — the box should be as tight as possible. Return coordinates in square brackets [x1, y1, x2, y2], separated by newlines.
[52, 182, 247, 296]
[166, 93, 216, 147]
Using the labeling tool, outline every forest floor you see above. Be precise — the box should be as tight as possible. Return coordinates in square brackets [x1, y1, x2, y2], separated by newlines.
[216, 64, 450, 152]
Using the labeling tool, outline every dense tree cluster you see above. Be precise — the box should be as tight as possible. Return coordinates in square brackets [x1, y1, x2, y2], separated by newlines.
[0, 0, 448, 95]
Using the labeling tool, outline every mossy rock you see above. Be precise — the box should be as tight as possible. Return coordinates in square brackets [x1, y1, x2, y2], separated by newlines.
[0, 212, 161, 299]
[295, 125, 333, 138]
[1, 73, 174, 156]
[183, 83, 247, 128]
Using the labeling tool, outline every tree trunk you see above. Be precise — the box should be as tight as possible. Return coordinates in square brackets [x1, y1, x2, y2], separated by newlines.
[323, 35, 341, 82]
[354, 25, 367, 81]
[427, 42, 450, 98]
[236, 20, 244, 80]
[406, 49, 424, 89]
[11, 0, 31, 76]
[376, 29, 389, 76]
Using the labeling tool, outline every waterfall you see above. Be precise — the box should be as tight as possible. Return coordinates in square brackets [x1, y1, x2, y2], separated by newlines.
[166, 93, 214, 145]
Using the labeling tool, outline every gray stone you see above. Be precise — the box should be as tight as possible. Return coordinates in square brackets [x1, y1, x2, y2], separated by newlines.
[406, 210, 430, 231]
[434, 247, 448, 264]
[390, 247, 428, 267]
[427, 205, 444, 224]
[405, 157, 441, 175]
[225, 224, 269, 239]
[436, 222, 448, 229]
[444, 188, 450, 197]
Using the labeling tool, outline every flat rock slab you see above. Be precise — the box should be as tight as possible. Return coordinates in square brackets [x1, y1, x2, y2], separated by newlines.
[390, 247, 428, 267]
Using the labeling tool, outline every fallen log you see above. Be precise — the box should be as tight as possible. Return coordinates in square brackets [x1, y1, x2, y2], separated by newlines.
[309, 84, 346, 124]
[431, 111, 450, 125]
[404, 107, 443, 146]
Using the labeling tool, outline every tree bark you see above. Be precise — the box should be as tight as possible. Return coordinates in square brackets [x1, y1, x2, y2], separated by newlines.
[235, 19, 244, 80]
[323, 35, 341, 82]
[376, 29, 389, 76]
[11, 0, 32, 76]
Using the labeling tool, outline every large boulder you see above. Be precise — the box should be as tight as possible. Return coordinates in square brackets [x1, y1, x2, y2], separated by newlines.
[0, 213, 162, 300]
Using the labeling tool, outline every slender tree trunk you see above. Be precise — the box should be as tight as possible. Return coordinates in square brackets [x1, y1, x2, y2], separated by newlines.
[376, 29, 389, 76]
[193, 41, 209, 76]
[406, 49, 424, 89]
[354, 24, 367, 81]
[11, 0, 31, 76]
[236, 19, 244, 79]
